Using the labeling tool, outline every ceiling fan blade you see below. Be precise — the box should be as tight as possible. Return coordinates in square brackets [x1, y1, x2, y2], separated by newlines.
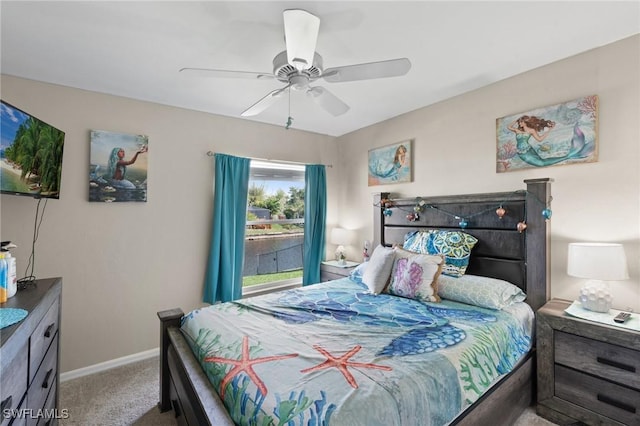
[283, 9, 320, 70]
[307, 86, 350, 116]
[179, 67, 274, 80]
[323, 58, 411, 83]
[241, 84, 291, 117]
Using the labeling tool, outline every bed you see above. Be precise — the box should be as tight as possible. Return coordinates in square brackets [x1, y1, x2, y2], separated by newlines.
[158, 178, 552, 425]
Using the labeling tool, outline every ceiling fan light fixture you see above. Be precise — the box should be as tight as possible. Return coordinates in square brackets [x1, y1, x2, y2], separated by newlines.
[290, 75, 309, 90]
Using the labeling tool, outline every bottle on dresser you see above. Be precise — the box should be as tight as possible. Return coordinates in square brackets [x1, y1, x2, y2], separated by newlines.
[4, 251, 17, 298]
[0, 252, 7, 303]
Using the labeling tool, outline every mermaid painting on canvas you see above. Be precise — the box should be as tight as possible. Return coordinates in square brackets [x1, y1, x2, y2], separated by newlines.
[368, 142, 411, 185]
[507, 115, 588, 167]
[496, 95, 598, 172]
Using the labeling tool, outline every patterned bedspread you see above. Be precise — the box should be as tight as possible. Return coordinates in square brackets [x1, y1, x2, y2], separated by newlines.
[181, 278, 534, 426]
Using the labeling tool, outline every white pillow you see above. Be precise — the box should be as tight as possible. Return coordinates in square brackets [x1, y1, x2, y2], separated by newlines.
[438, 274, 526, 310]
[362, 245, 395, 294]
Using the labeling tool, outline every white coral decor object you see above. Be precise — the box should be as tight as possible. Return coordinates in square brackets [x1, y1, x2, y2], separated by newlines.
[578, 281, 612, 313]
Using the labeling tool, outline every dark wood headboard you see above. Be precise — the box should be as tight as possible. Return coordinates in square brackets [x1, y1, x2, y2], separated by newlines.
[374, 178, 552, 311]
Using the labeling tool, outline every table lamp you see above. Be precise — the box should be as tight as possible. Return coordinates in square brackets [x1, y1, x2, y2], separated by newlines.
[567, 242, 629, 312]
[331, 228, 355, 265]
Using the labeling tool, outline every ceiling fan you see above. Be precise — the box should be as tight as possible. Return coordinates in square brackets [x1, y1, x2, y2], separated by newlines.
[180, 9, 411, 117]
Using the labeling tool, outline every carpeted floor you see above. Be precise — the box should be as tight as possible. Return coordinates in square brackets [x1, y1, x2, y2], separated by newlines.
[60, 356, 174, 426]
[59, 356, 558, 425]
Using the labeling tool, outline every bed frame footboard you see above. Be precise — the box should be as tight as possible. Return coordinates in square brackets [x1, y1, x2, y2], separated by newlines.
[158, 308, 234, 426]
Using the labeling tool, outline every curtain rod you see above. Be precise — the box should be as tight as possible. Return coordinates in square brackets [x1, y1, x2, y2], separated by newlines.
[206, 151, 332, 168]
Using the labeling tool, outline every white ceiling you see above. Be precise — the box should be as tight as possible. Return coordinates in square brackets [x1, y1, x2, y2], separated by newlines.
[2, 1, 639, 137]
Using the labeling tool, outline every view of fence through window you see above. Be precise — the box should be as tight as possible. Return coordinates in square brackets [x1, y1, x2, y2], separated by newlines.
[243, 160, 305, 288]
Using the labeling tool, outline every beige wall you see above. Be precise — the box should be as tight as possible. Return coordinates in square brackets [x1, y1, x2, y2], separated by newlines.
[336, 35, 640, 312]
[0, 76, 339, 373]
[2, 34, 638, 373]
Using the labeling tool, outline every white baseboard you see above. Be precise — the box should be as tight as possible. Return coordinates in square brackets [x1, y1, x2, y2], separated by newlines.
[60, 347, 159, 383]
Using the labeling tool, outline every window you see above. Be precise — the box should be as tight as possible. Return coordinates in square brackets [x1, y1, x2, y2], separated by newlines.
[243, 160, 305, 294]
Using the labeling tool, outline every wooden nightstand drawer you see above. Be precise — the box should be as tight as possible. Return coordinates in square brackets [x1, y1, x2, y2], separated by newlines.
[537, 299, 640, 425]
[555, 365, 639, 425]
[320, 262, 358, 282]
[555, 330, 640, 389]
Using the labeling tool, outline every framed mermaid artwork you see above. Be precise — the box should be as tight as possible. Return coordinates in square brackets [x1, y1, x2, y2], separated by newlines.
[368, 139, 413, 186]
[496, 95, 598, 173]
[89, 130, 149, 202]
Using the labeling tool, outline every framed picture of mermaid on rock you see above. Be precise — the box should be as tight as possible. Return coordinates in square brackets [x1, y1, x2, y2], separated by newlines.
[89, 130, 149, 202]
[496, 95, 598, 173]
[368, 139, 413, 186]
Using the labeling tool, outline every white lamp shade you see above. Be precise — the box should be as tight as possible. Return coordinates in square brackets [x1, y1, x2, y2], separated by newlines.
[567, 242, 629, 281]
[330, 228, 356, 246]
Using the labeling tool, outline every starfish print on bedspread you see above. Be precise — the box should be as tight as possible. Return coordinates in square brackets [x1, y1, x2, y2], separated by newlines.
[301, 345, 392, 389]
[204, 335, 298, 398]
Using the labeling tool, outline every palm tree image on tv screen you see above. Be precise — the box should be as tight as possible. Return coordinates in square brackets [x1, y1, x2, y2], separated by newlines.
[1, 100, 65, 199]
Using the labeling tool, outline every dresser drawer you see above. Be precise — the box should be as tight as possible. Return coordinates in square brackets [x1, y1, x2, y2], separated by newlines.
[555, 364, 640, 425]
[0, 342, 28, 426]
[27, 335, 58, 425]
[29, 300, 59, 383]
[555, 330, 640, 390]
[36, 377, 57, 426]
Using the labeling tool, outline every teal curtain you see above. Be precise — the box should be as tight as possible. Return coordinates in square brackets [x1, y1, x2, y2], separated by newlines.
[302, 164, 327, 285]
[203, 154, 251, 304]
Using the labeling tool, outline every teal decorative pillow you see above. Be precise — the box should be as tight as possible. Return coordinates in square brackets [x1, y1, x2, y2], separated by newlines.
[403, 230, 433, 253]
[427, 230, 478, 277]
[387, 247, 443, 302]
[438, 274, 526, 310]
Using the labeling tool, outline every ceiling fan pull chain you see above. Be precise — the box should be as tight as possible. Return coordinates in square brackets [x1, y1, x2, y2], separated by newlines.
[285, 87, 293, 130]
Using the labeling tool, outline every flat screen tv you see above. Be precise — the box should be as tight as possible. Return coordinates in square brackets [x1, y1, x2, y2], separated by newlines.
[1, 100, 65, 199]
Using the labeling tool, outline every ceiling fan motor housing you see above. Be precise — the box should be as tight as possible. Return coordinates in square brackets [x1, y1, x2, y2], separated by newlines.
[273, 50, 323, 87]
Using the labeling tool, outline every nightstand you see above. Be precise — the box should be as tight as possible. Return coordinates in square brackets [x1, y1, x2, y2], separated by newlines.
[536, 299, 640, 425]
[320, 261, 359, 282]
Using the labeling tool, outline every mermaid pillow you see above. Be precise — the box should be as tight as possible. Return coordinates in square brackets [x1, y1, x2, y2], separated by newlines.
[388, 247, 443, 302]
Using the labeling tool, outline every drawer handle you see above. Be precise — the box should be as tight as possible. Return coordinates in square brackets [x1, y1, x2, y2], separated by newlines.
[171, 399, 182, 418]
[44, 323, 55, 338]
[597, 394, 636, 413]
[42, 368, 54, 389]
[0, 395, 12, 411]
[597, 356, 636, 373]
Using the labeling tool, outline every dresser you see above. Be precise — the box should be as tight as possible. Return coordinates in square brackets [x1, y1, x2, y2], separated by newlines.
[320, 261, 358, 282]
[1, 278, 62, 426]
[537, 299, 640, 425]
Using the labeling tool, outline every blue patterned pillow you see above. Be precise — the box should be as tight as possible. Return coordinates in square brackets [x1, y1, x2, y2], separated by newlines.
[403, 230, 432, 253]
[403, 230, 478, 277]
[427, 230, 478, 277]
[438, 274, 526, 310]
[349, 262, 368, 284]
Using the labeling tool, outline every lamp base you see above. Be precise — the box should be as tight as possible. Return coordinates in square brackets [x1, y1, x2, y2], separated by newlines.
[578, 280, 612, 313]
